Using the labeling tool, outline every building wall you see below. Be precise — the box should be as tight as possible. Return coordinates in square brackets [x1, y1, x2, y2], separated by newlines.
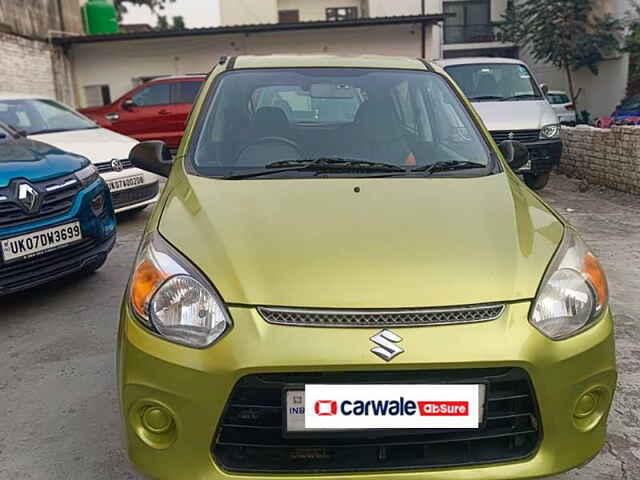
[277, 0, 363, 22]
[71, 24, 431, 106]
[0, 32, 57, 98]
[219, 0, 278, 26]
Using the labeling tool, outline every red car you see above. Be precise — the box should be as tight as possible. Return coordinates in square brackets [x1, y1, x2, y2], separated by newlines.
[80, 75, 205, 150]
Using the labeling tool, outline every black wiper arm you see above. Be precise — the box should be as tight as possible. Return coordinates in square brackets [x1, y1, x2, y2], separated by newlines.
[468, 95, 505, 101]
[411, 161, 487, 175]
[501, 94, 541, 101]
[266, 157, 405, 172]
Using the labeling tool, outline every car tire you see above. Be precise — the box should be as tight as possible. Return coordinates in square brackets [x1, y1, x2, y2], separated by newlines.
[524, 172, 550, 190]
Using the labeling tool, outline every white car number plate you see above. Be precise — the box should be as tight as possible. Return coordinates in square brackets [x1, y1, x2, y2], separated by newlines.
[1, 222, 82, 263]
[286, 384, 485, 433]
[107, 174, 144, 192]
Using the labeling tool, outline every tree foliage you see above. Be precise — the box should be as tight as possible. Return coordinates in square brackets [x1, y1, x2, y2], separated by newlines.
[113, 0, 176, 20]
[499, 0, 623, 107]
[156, 15, 186, 31]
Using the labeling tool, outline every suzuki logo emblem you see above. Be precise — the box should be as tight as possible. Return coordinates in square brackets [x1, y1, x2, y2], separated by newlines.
[111, 158, 124, 172]
[370, 329, 404, 361]
[16, 182, 40, 214]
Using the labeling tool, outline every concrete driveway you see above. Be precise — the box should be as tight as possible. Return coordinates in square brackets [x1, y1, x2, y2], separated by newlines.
[0, 174, 638, 479]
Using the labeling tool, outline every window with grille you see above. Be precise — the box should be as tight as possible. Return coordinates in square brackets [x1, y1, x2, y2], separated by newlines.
[278, 10, 299, 23]
[326, 7, 358, 21]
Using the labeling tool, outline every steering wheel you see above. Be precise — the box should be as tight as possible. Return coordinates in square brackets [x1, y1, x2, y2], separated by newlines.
[235, 136, 304, 166]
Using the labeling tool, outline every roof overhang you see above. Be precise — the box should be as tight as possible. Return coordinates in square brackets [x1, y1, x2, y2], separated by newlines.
[52, 14, 446, 46]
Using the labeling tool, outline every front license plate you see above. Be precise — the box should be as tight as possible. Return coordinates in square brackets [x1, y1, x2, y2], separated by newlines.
[1, 222, 82, 263]
[107, 174, 144, 192]
[286, 384, 485, 433]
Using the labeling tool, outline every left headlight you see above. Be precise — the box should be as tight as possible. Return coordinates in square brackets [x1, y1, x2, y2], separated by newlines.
[75, 164, 99, 186]
[530, 228, 609, 340]
[540, 123, 560, 139]
[128, 233, 232, 348]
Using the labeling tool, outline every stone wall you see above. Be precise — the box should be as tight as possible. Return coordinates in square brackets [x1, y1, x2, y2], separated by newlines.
[560, 126, 640, 196]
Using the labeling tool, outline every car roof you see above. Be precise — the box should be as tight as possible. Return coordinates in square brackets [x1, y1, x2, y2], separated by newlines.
[232, 54, 430, 71]
[436, 57, 528, 67]
[0, 92, 54, 101]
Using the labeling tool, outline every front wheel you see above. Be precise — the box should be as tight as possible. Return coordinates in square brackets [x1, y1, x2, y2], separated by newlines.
[524, 172, 550, 190]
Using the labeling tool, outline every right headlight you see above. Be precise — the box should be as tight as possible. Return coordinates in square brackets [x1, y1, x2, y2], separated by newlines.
[128, 232, 232, 348]
[530, 228, 609, 340]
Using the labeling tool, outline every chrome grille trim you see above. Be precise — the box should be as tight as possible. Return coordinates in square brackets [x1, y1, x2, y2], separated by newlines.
[258, 304, 505, 328]
[45, 179, 78, 192]
[0, 195, 7, 201]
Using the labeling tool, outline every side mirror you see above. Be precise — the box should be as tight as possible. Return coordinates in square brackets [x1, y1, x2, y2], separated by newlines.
[129, 141, 173, 177]
[539, 83, 549, 95]
[122, 98, 136, 111]
[499, 140, 529, 171]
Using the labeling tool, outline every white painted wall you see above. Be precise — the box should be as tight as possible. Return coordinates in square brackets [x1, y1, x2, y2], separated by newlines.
[70, 24, 430, 106]
[277, 0, 363, 21]
[219, 0, 277, 26]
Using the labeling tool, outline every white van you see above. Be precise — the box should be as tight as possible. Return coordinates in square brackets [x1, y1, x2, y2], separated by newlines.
[437, 58, 561, 190]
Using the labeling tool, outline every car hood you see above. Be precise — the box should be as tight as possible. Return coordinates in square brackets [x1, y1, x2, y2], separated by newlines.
[0, 138, 87, 188]
[29, 127, 137, 164]
[159, 172, 564, 308]
[471, 100, 558, 131]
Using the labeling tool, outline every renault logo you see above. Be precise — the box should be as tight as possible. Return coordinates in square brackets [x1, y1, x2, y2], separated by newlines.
[507, 132, 515, 140]
[16, 182, 40, 214]
[111, 158, 124, 172]
[370, 330, 404, 361]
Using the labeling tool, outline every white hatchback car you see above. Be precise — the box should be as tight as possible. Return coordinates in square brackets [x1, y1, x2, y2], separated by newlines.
[547, 90, 577, 125]
[0, 93, 160, 213]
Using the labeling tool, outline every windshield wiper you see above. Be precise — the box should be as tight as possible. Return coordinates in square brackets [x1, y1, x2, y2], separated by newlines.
[468, 95, 505, 101]
[501, 94, 541, 101]
[223, 157, 406, 180]
[411, 161, 487, 175]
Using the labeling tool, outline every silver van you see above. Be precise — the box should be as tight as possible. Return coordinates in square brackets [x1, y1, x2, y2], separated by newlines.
[437, 57, 560, 190]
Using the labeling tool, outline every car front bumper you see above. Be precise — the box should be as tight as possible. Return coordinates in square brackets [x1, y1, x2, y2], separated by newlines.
[118, 301, 616, 480]
[517, 140, 562, 175]
[99, 169, 161, 213]
[0, 179, 116, 295]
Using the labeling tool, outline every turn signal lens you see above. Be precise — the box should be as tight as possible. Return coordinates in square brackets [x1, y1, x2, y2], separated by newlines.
[131, 258, 167, 318]
[530, 228, 609, 340]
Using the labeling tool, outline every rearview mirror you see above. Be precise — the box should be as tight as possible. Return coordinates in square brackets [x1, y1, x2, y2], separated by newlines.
[539, 83, 549, 95]
[498, 140, 529, 171]
[129, 141, 173, 177]
[122, 98, 136, 111]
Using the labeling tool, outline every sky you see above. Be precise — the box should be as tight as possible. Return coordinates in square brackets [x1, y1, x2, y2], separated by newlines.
[121, 0, 220, 29]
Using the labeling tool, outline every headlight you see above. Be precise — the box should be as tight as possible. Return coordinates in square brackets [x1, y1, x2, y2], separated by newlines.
[540, 123, 560, 139]
[128, 233, 232, 348]
[530, 228, 608, 340]
[75, 164, 99, 186]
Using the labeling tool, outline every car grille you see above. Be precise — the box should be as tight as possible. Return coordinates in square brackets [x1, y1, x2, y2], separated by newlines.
[0, 238, 97, 293]
[111, 181, 159, 210]
[213, 368, 540, 474]
[258, 304, 505, 328]
[490, 130, 540, 144]
[96, 159, 134, 173]
[0, 174, 81, 228]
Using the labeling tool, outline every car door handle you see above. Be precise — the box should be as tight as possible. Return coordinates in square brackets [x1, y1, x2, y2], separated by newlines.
[158, 109, 171, 115]
[105, 112, 120, 122]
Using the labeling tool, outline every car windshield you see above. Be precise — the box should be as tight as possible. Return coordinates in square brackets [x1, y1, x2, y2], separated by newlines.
[191, 68, 492, 178]
[444, 63, 543, 102]
[548, 93, 570, 105]
[0, 99, 97, 135]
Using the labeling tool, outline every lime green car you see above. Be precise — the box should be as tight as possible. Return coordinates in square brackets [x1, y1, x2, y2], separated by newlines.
[119, 55, 616, 479]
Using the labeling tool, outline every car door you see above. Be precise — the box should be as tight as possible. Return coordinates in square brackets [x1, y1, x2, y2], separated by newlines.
[165, 79, 204, 149]
[108, 82, 172, 142]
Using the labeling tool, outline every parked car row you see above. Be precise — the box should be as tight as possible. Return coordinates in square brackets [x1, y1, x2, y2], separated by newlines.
[0, 92, 161, 296]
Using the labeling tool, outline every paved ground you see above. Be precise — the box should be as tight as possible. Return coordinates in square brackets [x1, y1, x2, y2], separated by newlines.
[0, 174, 638, 479]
